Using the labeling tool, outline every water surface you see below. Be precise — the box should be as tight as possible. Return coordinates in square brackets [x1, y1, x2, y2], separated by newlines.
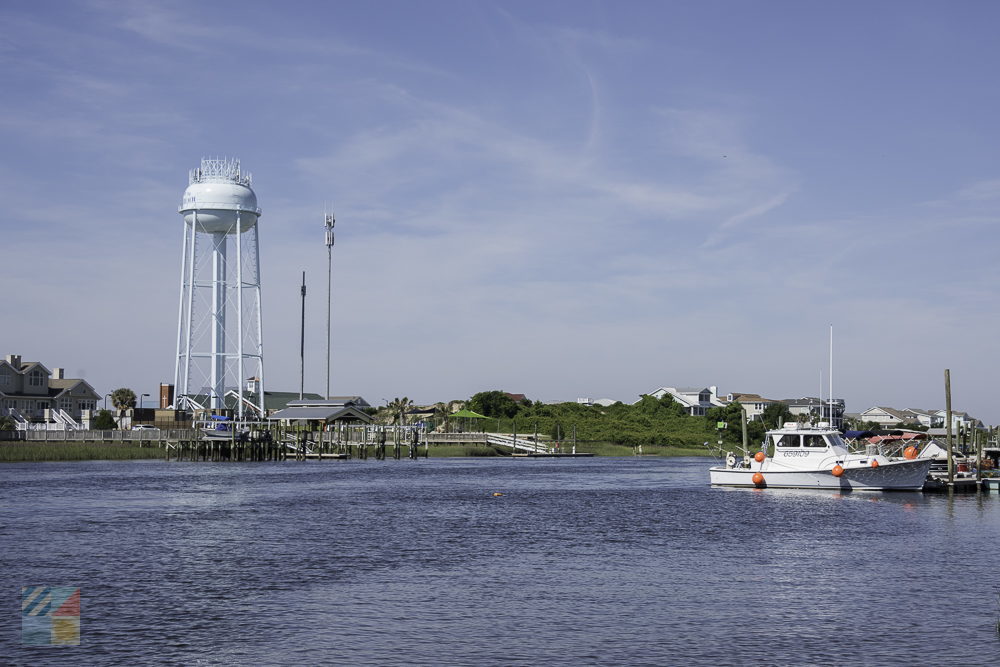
[2, 457, 998, 665]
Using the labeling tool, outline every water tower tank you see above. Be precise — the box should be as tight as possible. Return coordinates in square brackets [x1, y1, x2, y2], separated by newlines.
[179, 159, 260, 233]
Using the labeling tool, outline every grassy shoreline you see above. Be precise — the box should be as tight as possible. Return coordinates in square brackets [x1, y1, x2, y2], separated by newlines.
[0, 441, 709, 462]
[0, 443, 169, 462]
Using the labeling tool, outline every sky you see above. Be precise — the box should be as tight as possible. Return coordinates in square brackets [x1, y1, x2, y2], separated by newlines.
[2, 0, 1000, 421]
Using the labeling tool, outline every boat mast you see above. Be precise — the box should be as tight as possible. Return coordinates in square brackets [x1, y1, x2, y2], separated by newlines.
[829, 324, 834, 427]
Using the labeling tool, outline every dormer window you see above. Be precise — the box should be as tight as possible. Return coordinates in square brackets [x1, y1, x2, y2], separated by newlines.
[0, 368, 9, 386]
[28, 370, 45, 387]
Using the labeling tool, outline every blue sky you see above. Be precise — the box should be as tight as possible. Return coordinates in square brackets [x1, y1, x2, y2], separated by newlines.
[3, 0, 999, 421]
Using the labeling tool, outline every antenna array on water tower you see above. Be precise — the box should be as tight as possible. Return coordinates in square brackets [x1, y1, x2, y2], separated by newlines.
[174, 157, 265, 417]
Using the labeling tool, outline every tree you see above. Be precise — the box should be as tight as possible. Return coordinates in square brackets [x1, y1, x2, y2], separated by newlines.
[110, 388, 137, 415]
[387, 397, 414, 426]
[91, 410, 117, 429]
[759, 401, 792, 429]
[468, 390, 520, 419]
[433, 401, 455, 431]
[0, 415, 16, 430]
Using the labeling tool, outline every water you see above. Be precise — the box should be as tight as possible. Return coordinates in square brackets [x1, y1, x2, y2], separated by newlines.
[2, 457, 998, 665]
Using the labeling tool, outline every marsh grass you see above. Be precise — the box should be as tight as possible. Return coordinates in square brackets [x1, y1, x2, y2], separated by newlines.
[0, 443, 167, 462]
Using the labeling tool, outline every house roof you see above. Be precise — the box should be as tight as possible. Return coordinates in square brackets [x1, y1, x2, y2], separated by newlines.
[267, 405, 372, 423]
[862, 406, 910, 420]
[211, 390, 325, 412]
[48, 379, 100, 399]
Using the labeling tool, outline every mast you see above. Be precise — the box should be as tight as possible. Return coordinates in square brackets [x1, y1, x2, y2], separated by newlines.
[829, 324, 834, 426]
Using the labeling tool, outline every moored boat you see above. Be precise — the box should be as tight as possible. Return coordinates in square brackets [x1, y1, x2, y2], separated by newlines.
[710, 422, 933, 491]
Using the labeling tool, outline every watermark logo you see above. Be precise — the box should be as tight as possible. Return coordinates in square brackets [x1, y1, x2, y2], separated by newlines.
[21, 586, 80, 646]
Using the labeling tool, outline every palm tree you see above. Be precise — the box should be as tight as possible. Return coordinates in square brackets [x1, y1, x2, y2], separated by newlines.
[388, 397, 413, 426]
[110, 388, 137, 417]
[434, 401, 457, 432]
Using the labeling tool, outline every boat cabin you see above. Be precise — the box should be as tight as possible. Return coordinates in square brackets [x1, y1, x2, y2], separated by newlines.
[770, 423, 849, 458]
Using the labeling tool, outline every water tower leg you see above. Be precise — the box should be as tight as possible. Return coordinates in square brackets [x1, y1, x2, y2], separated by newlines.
[211, 231, 227, 410]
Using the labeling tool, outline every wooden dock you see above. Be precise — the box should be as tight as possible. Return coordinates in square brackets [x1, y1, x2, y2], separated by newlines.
[922, 476, 982, 493]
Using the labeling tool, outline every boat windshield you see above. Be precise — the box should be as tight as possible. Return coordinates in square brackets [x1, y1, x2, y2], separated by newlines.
[825, 433, 846, 448]
[773, 433, 832, 448]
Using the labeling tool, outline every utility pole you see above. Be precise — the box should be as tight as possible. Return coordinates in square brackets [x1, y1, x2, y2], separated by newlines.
[324, 211, 335, 400]
[300, 271, 306, 400]
[945, 368, 953, 484]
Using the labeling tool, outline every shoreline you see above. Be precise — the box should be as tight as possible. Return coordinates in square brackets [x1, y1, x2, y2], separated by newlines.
[0, 441, 709, 463]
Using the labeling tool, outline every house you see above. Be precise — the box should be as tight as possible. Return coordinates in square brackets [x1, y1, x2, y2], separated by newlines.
[858, 406, 913, 427]
[576, 397, 620, 407]
[932, 409, 982, 431]
[724, 393, 777, 421]
[0, 354, 100, 428]
[900, 408, 941, 428]
[643, 386, 725, 416]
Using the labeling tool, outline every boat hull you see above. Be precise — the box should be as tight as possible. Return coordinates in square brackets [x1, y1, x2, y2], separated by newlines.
[709, 458, 932, 491]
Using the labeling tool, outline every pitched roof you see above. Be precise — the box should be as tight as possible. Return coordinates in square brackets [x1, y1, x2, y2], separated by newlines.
[267, 405, 372, 423]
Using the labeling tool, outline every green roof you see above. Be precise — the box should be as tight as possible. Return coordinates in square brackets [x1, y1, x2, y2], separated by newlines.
[449, 409, 489, 419]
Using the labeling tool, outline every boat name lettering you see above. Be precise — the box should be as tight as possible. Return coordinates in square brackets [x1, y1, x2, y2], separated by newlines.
[782, 451, 810, 457]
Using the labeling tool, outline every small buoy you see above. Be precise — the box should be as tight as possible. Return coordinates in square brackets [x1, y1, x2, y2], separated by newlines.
[903, 446, 918, 460]
[832, 464, 844, 477]
[871, 459, 880, 469]
[492, 492, 503, 497]
[754, 451, 766, 463]
[752, 472, 765, 486]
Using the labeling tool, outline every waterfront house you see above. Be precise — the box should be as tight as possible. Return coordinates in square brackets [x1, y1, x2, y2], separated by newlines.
[0, 354, 100, 428]
[643, 386, 726, 416]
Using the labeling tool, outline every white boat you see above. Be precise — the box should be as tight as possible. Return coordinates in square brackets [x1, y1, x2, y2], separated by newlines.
[709, 422, 933, 491]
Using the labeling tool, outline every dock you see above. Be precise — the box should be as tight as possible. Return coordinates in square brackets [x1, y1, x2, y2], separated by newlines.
[922, 476, 983, 493]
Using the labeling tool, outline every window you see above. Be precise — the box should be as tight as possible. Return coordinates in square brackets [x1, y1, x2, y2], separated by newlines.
[0, 368, 10, 386]
[803, 435, 825, 448]
[28, 370, 45, 387]
[775, 434, 800, 447]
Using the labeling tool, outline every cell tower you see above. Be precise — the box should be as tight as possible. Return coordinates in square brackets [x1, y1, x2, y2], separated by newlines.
[174, 158, 264, 418]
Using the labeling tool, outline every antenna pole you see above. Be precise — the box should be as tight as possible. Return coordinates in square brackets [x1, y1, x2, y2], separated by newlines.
[325, 211, 335, 400]
[300, 271, 306, 400]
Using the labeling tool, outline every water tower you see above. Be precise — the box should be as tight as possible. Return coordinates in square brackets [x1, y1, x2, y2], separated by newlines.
[174, 158, 264, 417]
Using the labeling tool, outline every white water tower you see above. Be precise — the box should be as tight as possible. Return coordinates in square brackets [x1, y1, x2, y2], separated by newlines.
[174, 158, 264, 417]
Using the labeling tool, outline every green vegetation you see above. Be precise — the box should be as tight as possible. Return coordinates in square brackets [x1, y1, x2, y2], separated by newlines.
[0, 443, 167, 462]
[91, 409, 117, 430]
[468, 390, 523, 419]
[0, 415, 16, 431]
[453, 391, 762, 450]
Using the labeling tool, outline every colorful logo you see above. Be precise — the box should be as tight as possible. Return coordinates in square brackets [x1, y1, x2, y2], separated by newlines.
[21, 586, 80, 646]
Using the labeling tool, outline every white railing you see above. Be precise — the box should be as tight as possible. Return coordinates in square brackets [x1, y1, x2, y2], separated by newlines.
[485, 433, 550, 454]
[11, 429, 196, 442]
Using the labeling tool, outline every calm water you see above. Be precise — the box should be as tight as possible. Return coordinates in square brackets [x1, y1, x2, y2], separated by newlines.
[2, 457, 999, 665]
